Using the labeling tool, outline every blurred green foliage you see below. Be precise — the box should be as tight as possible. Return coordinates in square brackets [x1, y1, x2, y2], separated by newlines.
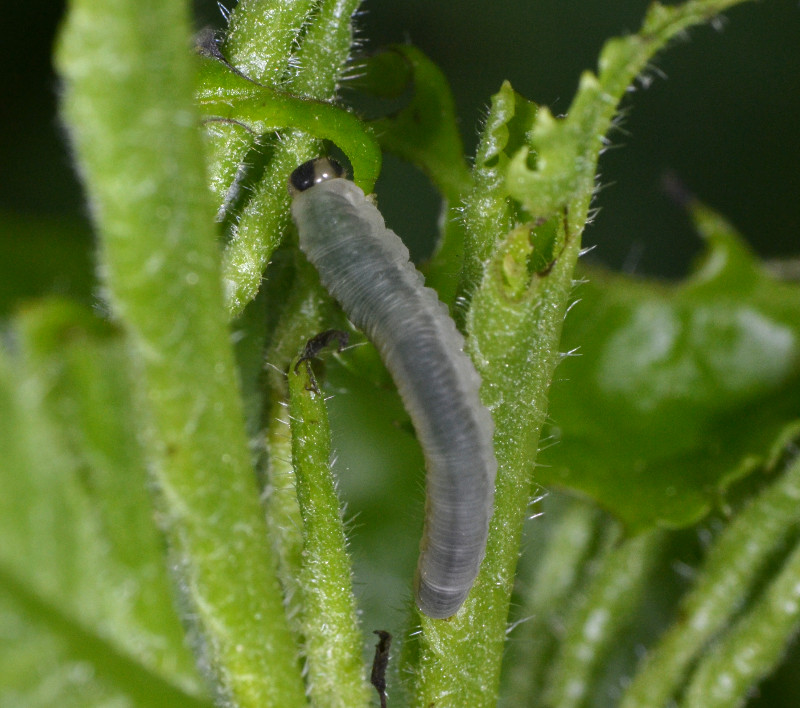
[1, 0, 799, 706]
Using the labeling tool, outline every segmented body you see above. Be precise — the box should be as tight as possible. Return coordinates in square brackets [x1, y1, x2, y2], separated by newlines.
[289, 159, 497, 618]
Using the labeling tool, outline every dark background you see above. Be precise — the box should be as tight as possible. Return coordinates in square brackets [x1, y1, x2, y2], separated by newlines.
[2, 0, 797, 292]
[354, 0, 800, 274]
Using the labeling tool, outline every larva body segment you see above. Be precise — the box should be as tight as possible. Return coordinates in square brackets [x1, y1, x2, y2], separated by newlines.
[289, 159, 497, 619]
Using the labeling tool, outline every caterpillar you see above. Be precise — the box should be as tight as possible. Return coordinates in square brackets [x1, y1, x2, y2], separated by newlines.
[288, 158, 497, 619]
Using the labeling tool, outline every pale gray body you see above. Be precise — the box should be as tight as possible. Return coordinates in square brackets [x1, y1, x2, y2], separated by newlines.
[290, 161, 496, 618]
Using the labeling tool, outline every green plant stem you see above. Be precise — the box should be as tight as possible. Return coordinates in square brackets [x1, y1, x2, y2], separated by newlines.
[222, 135, 321, 316]
[412, 219, 581, 707]
[459, 81, 535, 314]
[224, 0, 318, 85]
[621, 450, 800, 708]
[544, 528, 665, 708]
[55, 1, 306, 705]
[264, 257, 337, 386]
[289, 359, 371, 708]
[209, 0, 320, 229]
[502, 499, 615, 706]
[221, 0, 367, 317]
[196, 56, 380, 192]
[259, 255, 336, 638]
[263, 399, 305, 634]
[683, 503, 800, 708]
[414, 2, 757, 704]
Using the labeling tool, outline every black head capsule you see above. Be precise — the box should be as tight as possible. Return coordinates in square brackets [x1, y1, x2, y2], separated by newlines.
[288, 157, 345, 196]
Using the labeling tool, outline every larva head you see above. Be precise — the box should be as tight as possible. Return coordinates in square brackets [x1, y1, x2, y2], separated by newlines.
[288, 157, 345, 196]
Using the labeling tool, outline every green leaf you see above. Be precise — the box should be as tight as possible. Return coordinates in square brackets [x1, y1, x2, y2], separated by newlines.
[0, 300, 210, 707]
[356, 45, 471, 202]
[55, 0, 307, 704]
[540, 201, 800, 530]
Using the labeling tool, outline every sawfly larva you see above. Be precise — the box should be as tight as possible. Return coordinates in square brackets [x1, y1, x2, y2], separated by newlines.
[289, 158, 496, 619]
